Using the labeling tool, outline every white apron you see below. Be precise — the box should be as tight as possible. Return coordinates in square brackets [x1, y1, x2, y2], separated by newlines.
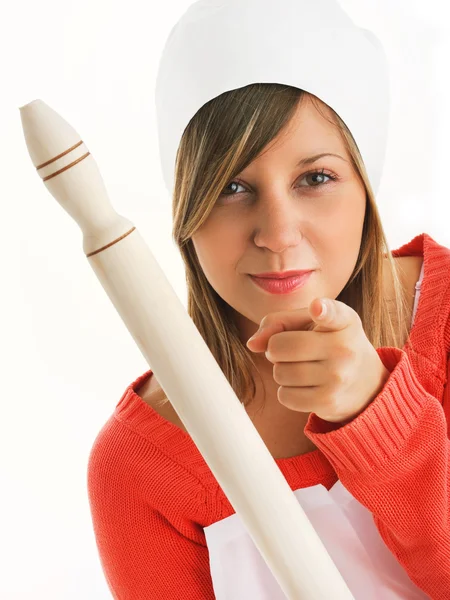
[204, 480, 429, 599]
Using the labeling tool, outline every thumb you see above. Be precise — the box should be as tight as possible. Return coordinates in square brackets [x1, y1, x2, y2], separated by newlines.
[308, 297, 337, 332]
[309, 297, 356, 333]
[310, 297, 329, 321]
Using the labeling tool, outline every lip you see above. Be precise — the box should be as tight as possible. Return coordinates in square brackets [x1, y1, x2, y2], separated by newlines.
[251, 270, 313, 279]
[249, 271, 313, 294]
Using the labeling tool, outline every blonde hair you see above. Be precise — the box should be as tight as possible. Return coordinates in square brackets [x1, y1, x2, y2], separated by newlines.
[164, 83, 412, 409]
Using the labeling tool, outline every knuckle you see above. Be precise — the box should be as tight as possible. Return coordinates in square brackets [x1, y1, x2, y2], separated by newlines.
[324, 393, 339, 412]
[330, 370, 344, 387]
[333, 343, 346, 359]
[273, 362, 284, 382]
[266, 337, 276, 357]
[334, 344, 355, 362]
[278, 386, 291, 406]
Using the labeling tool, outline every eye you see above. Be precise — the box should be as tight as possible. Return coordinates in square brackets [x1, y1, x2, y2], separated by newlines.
[299, 168, 338, 188]
[221, 181, 247, 196]
[219, 168, 338, 200]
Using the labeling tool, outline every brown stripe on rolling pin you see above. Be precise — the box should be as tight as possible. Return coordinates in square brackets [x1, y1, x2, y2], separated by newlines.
[36, 140, 84, 170]
[86, 227, 136, 257]
[42, 152, 90, 181]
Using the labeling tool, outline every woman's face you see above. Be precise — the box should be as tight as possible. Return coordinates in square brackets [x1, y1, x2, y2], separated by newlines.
[192, 96, 367, 349]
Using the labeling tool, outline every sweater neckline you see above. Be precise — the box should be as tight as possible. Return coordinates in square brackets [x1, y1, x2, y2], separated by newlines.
[114, 232, 431, 488]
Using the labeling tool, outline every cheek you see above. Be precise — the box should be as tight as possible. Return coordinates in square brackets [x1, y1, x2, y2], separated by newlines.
[192, 229, 242, 286]
[318, 242, 362, 301]
[327, 191, 365, 224]
[316, 198, 365, 254]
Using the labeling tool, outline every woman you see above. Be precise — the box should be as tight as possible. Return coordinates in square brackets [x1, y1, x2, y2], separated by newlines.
[87, 1, 450, 598]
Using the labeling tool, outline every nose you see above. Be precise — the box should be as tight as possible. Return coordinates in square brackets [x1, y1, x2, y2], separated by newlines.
[252, 197, 304, 252]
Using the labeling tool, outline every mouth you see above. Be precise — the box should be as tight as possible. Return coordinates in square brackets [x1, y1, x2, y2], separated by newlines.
[250, 270, 313, 279]
[249, 271, 314, 295]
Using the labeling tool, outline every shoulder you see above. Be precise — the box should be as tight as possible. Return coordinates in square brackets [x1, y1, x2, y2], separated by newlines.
[136, 372, 165, 407]
[392, 255, 423, 277]
[135, 373, 188, 433]
[384, 255, 423, 302]
[397, 255, 423, 289]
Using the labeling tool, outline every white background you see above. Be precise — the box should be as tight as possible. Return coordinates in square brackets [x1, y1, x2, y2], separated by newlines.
[2, 0, 449, 597]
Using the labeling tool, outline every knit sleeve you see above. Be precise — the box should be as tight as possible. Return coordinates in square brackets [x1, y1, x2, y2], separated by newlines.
[86, 421, 216, 600]
[304, 346, 450, 600]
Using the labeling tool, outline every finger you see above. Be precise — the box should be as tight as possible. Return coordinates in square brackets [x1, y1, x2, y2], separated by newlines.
[246, 298, 358, 353]
[310, 298, 360, 333]
[277, 385, 325, 413]
[273, 360, 327, 387]
[246, 306, 315, 351]
[265, 330, 326, 362]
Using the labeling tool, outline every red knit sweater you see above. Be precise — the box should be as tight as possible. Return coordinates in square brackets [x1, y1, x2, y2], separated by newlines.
[87, 232, 450, 599]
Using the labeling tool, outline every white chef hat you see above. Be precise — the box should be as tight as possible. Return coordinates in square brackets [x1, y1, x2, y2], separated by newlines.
[154, 0, 390, 199]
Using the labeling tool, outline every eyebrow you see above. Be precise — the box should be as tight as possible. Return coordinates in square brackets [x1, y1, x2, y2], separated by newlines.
[297, 152, 348, 166]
